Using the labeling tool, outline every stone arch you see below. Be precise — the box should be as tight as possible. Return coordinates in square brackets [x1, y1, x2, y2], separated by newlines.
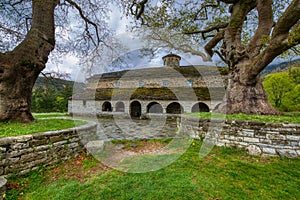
[147, 102, 163, 113]
[115, 101, 125, 112]
[191, 102, 210, 112]
[166, 102, 184, 114]
[130, 100, 142, 118]
[102, 101, 112, 112]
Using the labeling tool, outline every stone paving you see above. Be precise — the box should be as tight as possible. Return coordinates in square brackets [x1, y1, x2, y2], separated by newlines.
[97, 117, 181, 140]
[76, 116, 185, 141]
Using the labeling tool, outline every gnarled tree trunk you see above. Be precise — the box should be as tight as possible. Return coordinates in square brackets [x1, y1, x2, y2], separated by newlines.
[213, 0, 299, 115]
[216, 63, 281, 115]
[0, 0, 57, 122]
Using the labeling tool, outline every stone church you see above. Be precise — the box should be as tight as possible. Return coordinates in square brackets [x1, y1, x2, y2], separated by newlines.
[69, 53, 227, 117]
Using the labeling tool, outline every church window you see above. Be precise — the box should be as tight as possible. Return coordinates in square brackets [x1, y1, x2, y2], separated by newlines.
[187, 80, 193, 87]
[114, 81, 120, 88]
[162, 80, 168, 87]
[138, 80, 143, 87]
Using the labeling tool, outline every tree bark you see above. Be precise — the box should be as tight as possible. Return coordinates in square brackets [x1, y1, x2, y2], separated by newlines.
[216, 62, 281, 115]
[214, 0, 299, 115]
[0, 0, 57, 122]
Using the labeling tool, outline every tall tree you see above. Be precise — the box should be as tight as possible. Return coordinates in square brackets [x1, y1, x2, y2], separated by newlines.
[0, 0, 112, 122]
[263, 72, 295, 108]
[127, 0, 300, 115]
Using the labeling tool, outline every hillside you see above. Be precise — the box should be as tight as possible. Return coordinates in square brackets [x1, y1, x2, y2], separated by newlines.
[261, 58, 300, 76]
[34, 76, 75, 90]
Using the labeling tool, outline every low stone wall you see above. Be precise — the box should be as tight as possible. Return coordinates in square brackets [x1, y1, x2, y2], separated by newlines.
[0, 120, 97, 177]
[181, 117, 300, 158]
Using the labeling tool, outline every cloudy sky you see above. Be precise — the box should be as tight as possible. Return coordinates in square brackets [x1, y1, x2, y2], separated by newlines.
[44, 4, 213, 82]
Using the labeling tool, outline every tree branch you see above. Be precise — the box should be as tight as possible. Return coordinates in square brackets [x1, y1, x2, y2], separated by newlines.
[192, 2, 221, 21]
[130, 0, 148, 20]
[65, 0, 102, 46]
[204, 30, 225, 57]
[183, 23, 228, 37]
[271, 0, 300, 40]
[219, 0, 239, 3]
[247, 0, 273, 58]
[223, 0, 256, 67]
[248, 0, 300, 79]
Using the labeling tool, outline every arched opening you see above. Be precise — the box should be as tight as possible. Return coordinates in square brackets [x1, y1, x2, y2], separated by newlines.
[102, 101, 112, 112]
[166, 102, 184, 114]
[191, 102, 210, 112]
[130, 101, 141, 118]
[147, 102, 163, 113]
[115, 102, 125, 112]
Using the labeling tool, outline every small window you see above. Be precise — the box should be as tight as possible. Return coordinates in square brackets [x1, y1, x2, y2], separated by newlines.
[187, 80, 193, 87]
[83, 100, 86, 107]
[138, 80, 143, 87]
[162, 80, 168, 87]
[114, 81, 120, 88]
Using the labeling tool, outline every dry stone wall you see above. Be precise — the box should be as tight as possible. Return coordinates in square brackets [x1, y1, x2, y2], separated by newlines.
[0, 121, 97, 176]
[181, 117, 300, 158]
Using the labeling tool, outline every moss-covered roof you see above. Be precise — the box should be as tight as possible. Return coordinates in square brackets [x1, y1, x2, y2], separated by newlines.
[72, 87, 225, 101]
[87, 66, 228, 81]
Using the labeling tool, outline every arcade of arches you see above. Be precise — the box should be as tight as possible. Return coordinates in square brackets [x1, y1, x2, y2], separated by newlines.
[98, 101, 210, 117]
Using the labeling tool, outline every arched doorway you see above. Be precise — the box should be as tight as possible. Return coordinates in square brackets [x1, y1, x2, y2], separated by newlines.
[147, 102, 163, 113]
[191, 102, 210, 112]
[166, 102, 183, 114]
[130, 101, 141, 118]
[102, 101, 112, 112]
[115, 102, 125, 112]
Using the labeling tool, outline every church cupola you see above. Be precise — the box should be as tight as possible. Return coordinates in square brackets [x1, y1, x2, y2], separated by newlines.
[162, 53, 181, 68]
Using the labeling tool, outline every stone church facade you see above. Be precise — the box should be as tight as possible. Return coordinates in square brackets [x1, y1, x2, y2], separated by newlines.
[69, 53, 227, 117]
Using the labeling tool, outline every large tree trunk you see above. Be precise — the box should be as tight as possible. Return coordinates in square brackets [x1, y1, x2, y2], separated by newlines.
[216, 63, 281, 115]
[0, 0, 57, 123]
[0, 55, 41, 123]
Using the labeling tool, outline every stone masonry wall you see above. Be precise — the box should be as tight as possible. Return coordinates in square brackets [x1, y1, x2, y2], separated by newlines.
[0, 121, 97, 176]
[181, 117, 300, 158]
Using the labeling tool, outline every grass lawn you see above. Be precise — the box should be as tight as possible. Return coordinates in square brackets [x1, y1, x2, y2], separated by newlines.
[33, 112, 69, 119]
[5, 140, 300, 200]
[187, 112, 300, 124]
[0, 113, 86, 138]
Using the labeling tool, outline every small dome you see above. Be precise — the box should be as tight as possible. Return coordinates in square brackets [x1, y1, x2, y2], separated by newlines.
[162, 53, 181, 68]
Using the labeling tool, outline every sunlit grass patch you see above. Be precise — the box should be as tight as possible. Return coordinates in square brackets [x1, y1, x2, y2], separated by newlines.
[187, 112, 300, 123]
[33, 112, 69, 119]
[0, 119, 86, 138]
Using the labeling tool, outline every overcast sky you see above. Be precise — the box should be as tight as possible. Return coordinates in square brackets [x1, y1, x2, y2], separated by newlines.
[44, 4, 213, 82]
[44, 3, 296, 83]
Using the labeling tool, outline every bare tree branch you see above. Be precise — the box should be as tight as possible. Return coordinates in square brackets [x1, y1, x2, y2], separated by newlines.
[130, 0, 148, 20]
[183, 23, 228, 37]
[65, 0, 102, 46]
[219, 0, 239, 4]
[192, 2, 221, 21]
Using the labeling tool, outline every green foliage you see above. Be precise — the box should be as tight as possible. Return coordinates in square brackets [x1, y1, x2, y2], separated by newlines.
[263, 65, 300, 111]
[6, 140, 300, 199]
[31, 84, 73, 113]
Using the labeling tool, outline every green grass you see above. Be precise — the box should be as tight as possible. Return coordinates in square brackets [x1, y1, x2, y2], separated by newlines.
[6, 140, 300, 200]
[33, 112, 69, 119]
[187, 112, 300, 123]
[0, 119, 87, 138]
